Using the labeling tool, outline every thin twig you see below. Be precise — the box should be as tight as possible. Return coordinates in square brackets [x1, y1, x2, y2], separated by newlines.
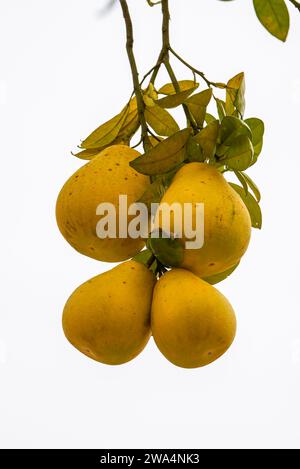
[147, 0, 162, 6]
[169, 46, 218, 88]
[119, 0, 148, 144]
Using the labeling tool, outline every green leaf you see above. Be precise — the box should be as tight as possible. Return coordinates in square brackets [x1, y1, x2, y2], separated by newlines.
[185, 89, 213, 128]
[133, 249, 153, 265]
[226, 72, 246, 117]
[217, 116, 252, 157]
[244, 117, 265, 162]
[133, 249, 158, 275]
[148, 232, 184, 268]
[234, 171, 249, 195]
[158, 80, 198, 95]
[186, 137, 205, 163]
[230, 183, 262, 229]
[81, 106, 129, 149]
[194, 120, 220, 161]
[203, 263, 240, 286]
[205, 113, 217, 124]
[145, 103, 180, 137]
[240, 171, 261, 202]
[222, 135, 254, 171]
[253, 0, 290, 42]
[156, 86, 198, 109]
[130, 128, 191, 176]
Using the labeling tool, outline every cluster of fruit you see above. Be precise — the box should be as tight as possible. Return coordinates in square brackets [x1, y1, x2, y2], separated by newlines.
[56, 143, 254, 368]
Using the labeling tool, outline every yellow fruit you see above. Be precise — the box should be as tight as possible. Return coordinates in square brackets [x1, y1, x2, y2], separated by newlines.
[155, 162, 251, 278]
[56, 145, 150, 262]
[151, 269, 236, 368]
[63, 260, 155, 365]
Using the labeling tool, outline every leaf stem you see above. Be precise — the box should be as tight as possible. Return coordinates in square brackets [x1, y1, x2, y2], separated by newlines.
[119, 0, 148, 145]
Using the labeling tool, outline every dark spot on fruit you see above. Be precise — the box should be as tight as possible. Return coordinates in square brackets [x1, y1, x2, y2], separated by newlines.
[208, 352, 212, 356]
[108, 168, 112, 172]
[69, 192, 73, 196]
[123, 281, 127, 285]
[131, 267, 135, 270]
[90, 247, 95, 252]
[116, 163, 120, 166]
[209, 263, 215, 267]
[125, 177, 128, 181]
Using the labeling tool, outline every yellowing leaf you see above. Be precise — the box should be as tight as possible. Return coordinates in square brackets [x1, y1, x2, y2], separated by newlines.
[139, 170, 177, 210]
[226, 72, 246, 117]
[117, 98, 140, 142]
[158, 80, 198, 95]
[156, 86, 198, 109]
[186, 89, 213, 128]
[230, 183, 262, 229]
[143, 94, 156, 107]
[130, 128, 191, 175]
[215, 98, 227, 121]
[148, 136, 164, 146]
[147, 83, 158, 101]
[145, 103, 180, 137]
[73, 148, 102, 160]
[253, 0, 290, 42]
[81, 105, 129, 150]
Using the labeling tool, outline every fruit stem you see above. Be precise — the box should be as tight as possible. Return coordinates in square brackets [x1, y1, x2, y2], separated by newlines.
[146, 253, 156, 269]
[119, 0, 148, 147]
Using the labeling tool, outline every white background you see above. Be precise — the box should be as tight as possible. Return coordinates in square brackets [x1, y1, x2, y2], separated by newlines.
[0, 0, 300, 449]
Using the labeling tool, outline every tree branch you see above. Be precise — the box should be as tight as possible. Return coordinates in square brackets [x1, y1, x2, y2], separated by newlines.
[159, 0, 197, 130]
[119, 0, 148, 144]
[289, 0, 300, 12]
